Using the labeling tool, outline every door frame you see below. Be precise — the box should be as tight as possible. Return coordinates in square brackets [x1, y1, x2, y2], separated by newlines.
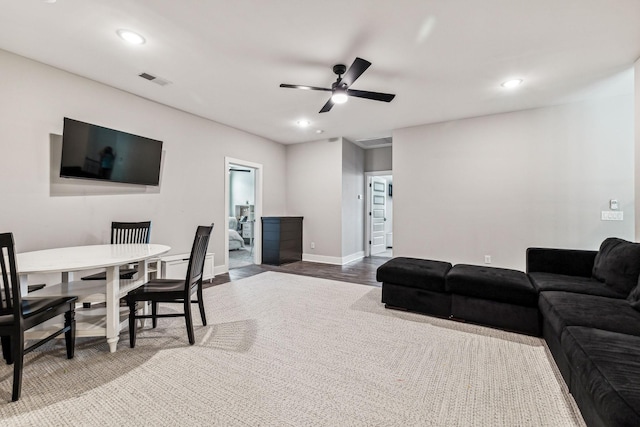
[225, 157, 263, 271]
[364, 170, 392, 257]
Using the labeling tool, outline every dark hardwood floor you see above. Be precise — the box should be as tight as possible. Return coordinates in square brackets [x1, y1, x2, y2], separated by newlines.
[205, 255, 390, 289]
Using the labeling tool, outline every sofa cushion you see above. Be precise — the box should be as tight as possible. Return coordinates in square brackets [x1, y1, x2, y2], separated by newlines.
[376, 257, 452, 292]
[592, 237, 640, 295]
[446, 264, 537, 307]
[529, 272, 627, 299]
[561, 326, 640, 427]
[539, 291, 640, 338]
[628, 282, 640, 311]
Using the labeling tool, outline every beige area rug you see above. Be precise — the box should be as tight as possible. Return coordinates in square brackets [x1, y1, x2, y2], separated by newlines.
[0, 272, 585, 426]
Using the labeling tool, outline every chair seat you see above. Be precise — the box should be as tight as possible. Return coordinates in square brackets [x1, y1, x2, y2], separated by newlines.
[0, 296, 77, 326]
[131, 278, 185, 293]
[22, 297, 77, 318]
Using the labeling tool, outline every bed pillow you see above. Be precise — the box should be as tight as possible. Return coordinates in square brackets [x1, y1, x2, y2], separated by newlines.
[592, 237, 640, 296]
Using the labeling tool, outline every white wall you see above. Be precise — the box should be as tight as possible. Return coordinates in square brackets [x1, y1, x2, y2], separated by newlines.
[286, 138, 343, 262]
[0, 49, 286, 281]
[341, 140, 365, 260]
[393, 94, 634, 271]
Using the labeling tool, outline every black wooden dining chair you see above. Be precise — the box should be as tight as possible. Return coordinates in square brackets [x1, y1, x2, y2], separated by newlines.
[0, 232, 77, 401]
[82, 221, 152, 281]
[125, 224, 213, 347]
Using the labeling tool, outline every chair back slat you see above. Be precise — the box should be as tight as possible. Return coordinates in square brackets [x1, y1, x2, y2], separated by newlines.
[111, 221, 151, 244]
[184, 225, 213, 296]
[0, 233, 22, 318]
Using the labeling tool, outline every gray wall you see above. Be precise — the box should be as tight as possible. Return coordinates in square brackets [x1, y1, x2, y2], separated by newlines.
[341, 140, 365, 259]
[365, 146, 392, 172]
[393, 94, 634, 270]
[286, 137, 367, 264]
[286, 138, 343, 262]
[0, 49, 287, 280]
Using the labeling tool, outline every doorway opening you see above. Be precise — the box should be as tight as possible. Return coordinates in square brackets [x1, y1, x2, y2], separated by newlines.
[365, 171, 393, 258]
[225, 157, 263, 271]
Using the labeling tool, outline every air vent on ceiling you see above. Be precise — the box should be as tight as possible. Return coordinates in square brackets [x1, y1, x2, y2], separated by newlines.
[138, 72, 172, 86]
[354, 137, 392, 149]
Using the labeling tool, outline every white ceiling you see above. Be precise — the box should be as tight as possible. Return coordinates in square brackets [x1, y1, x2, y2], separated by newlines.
[1, 1, 639, 145]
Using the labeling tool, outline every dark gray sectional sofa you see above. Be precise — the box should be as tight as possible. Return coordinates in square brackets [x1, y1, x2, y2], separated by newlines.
[377, 237, 640, 427]
[528, 237, 640, 427]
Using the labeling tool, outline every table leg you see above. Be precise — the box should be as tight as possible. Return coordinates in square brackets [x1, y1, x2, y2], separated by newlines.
[105, 265, 120, 353]
[140, 260, 150, 327]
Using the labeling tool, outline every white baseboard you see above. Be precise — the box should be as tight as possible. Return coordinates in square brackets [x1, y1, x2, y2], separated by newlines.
[214, 265, 228, 276]
[342, 251, 365, 265]
[302, 251, 364, 266]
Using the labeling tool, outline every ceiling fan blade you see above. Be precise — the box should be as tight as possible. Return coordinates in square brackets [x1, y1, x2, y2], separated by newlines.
[319, 98, 335, 113]
[280, 83, 332, 92]
[341, 57, 371, 87]
[346, 89, 396, 102]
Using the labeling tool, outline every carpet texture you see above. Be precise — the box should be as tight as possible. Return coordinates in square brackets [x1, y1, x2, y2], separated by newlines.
[0, 272, 585, 426]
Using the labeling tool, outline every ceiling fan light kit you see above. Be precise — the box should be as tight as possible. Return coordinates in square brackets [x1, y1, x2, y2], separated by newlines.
[331, 88, 348, 104]
[280, 57, 396, 113]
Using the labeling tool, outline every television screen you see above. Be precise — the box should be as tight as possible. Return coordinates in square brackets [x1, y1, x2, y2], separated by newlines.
[60, 118, 163, 186]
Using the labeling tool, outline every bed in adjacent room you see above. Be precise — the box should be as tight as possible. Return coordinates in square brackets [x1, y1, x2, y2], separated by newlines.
[229, 217, 245, 250]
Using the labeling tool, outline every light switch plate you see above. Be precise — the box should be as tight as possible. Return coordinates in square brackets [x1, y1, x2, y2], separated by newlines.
[610, 199, 619, 210]
[601, 211, 623, 221]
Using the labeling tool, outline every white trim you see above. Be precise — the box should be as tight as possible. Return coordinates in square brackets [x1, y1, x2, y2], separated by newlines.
[364, 170, 392, 257]
[302, 254, 343, 265]
[224, 157, 263, 272]
[214, 264, 228, 276]
[303, 251, 364, 265]
[342, 251, 365, 265]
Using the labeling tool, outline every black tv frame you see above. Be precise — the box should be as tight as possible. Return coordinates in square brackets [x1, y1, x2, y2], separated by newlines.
[60, 118, 163, 186]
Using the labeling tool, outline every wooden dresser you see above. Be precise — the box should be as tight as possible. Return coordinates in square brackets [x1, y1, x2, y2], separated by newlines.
[261, 216, 303, 265]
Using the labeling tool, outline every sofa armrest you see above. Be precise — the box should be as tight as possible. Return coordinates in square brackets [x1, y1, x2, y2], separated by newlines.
[526, 247, 597, 277]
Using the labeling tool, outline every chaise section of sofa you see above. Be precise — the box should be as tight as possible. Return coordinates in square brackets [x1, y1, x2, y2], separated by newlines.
[538, 291, 640, 383]
[527, 237, 640, 427]
[562, 327, 640, 427]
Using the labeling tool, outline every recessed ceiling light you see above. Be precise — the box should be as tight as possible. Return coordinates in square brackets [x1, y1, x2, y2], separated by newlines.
[501, 79, 523, 89]
[43, 0, 57, 3]
[116, 29, 146, 45]
[296, 120, 311, 128]
[315, 129, 324, 134]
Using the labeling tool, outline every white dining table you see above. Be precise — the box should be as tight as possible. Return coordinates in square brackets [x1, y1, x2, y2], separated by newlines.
[16, 243, 171, 353]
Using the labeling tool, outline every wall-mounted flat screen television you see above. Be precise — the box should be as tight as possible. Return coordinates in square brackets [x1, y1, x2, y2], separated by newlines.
[60, 118, 163, 186]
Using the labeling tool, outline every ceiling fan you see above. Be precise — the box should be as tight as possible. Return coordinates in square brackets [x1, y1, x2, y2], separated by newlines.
[280, 57, 396, 113]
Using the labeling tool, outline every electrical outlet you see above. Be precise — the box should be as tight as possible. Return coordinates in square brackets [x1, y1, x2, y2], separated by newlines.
[484, 255, 492, 264]
[310, 242, 315, 249]
[601, 211, 623, 221]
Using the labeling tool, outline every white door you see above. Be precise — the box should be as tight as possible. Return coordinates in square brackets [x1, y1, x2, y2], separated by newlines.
[370, 176, 387, 255]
